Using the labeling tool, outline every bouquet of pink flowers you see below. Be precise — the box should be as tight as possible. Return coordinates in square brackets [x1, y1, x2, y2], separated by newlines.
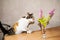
[38, 9, 55, 38]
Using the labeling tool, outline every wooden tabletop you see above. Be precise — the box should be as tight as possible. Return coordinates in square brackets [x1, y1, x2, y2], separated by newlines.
[4, 26, 60, 40]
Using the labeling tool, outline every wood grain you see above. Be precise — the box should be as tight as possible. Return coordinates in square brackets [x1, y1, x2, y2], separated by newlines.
[5, 26, 60, 40]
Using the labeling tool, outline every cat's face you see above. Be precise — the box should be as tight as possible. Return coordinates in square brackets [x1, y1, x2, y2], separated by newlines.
[26, 12, 34, 24]
[22, 12, 34, 22]
[26, 12, 33, 19]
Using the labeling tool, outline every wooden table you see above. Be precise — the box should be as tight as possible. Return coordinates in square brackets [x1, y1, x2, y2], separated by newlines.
[4, 26, 60, 40]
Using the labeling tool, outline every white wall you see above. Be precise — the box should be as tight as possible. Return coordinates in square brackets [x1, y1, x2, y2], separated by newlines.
[0, 0, 2, 20]
[1, 0, 60, 31]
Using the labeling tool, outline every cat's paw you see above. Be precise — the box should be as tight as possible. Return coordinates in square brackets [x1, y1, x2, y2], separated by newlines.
[27, 30, 32, 34]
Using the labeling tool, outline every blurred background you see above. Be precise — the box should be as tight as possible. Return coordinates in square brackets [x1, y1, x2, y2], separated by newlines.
[0, 0, 60, 31]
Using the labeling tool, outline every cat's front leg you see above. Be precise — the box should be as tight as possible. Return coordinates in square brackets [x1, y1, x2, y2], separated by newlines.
[27, 30, 32, 34]
[27, 28, 33, 34]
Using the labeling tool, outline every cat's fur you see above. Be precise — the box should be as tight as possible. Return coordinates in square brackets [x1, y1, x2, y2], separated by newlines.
[13, 12, 34, 34]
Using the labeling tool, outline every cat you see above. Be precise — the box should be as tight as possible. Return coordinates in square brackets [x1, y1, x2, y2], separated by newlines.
[13, 12, 35, 34]
[0, 12, 34, 40]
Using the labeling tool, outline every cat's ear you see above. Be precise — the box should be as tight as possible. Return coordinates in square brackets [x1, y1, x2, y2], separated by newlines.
[31, 13, 33, 15]
[22, 16, 26, 18]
